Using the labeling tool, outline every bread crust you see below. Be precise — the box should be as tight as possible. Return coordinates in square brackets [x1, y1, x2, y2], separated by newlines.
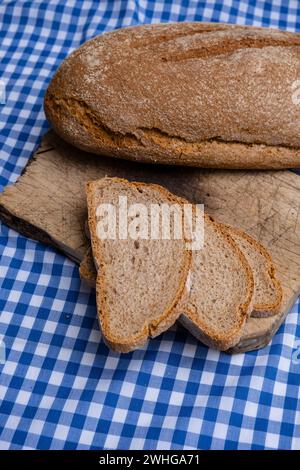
[86, 177, 192, 353]
[45, 22, 300, 169]
[79, 247, 97, 288]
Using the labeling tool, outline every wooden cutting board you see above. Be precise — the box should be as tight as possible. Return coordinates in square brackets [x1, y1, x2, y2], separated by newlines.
[0, 131, 299, 353]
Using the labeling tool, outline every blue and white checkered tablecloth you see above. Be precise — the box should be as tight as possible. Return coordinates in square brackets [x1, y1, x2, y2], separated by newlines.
[0, 0, 299, 450]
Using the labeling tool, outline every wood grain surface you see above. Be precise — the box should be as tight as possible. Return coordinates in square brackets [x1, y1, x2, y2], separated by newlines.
[0, 131, 299, 353]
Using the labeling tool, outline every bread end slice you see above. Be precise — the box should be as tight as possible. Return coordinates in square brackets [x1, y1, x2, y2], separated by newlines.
[223, 225, 283, 318]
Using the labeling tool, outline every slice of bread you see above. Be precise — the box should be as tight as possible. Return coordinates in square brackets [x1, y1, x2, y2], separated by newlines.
[221, 225, 282, 318]
[86, 177, 191, 353]
[177, 215, 254, 351]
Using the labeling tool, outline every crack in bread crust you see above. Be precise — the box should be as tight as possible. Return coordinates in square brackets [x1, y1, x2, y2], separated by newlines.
[46, 95, 300, 150]
[45, 94, 300, 169]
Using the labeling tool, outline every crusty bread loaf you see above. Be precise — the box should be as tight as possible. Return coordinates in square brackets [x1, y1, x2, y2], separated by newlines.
[86, 177, 191, 353]
[222, 225, 282, 318]
[45, 22, 300, 169]
[177, 215, 254, 350]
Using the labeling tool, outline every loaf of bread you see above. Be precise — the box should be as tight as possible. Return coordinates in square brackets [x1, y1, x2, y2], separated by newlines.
[44, 22, 300, 169]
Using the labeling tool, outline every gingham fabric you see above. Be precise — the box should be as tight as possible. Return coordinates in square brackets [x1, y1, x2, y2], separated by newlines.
[0, 0, 299, 451]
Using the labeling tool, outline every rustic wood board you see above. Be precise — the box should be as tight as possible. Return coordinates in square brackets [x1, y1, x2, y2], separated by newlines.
[0, 131, 299, 353]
